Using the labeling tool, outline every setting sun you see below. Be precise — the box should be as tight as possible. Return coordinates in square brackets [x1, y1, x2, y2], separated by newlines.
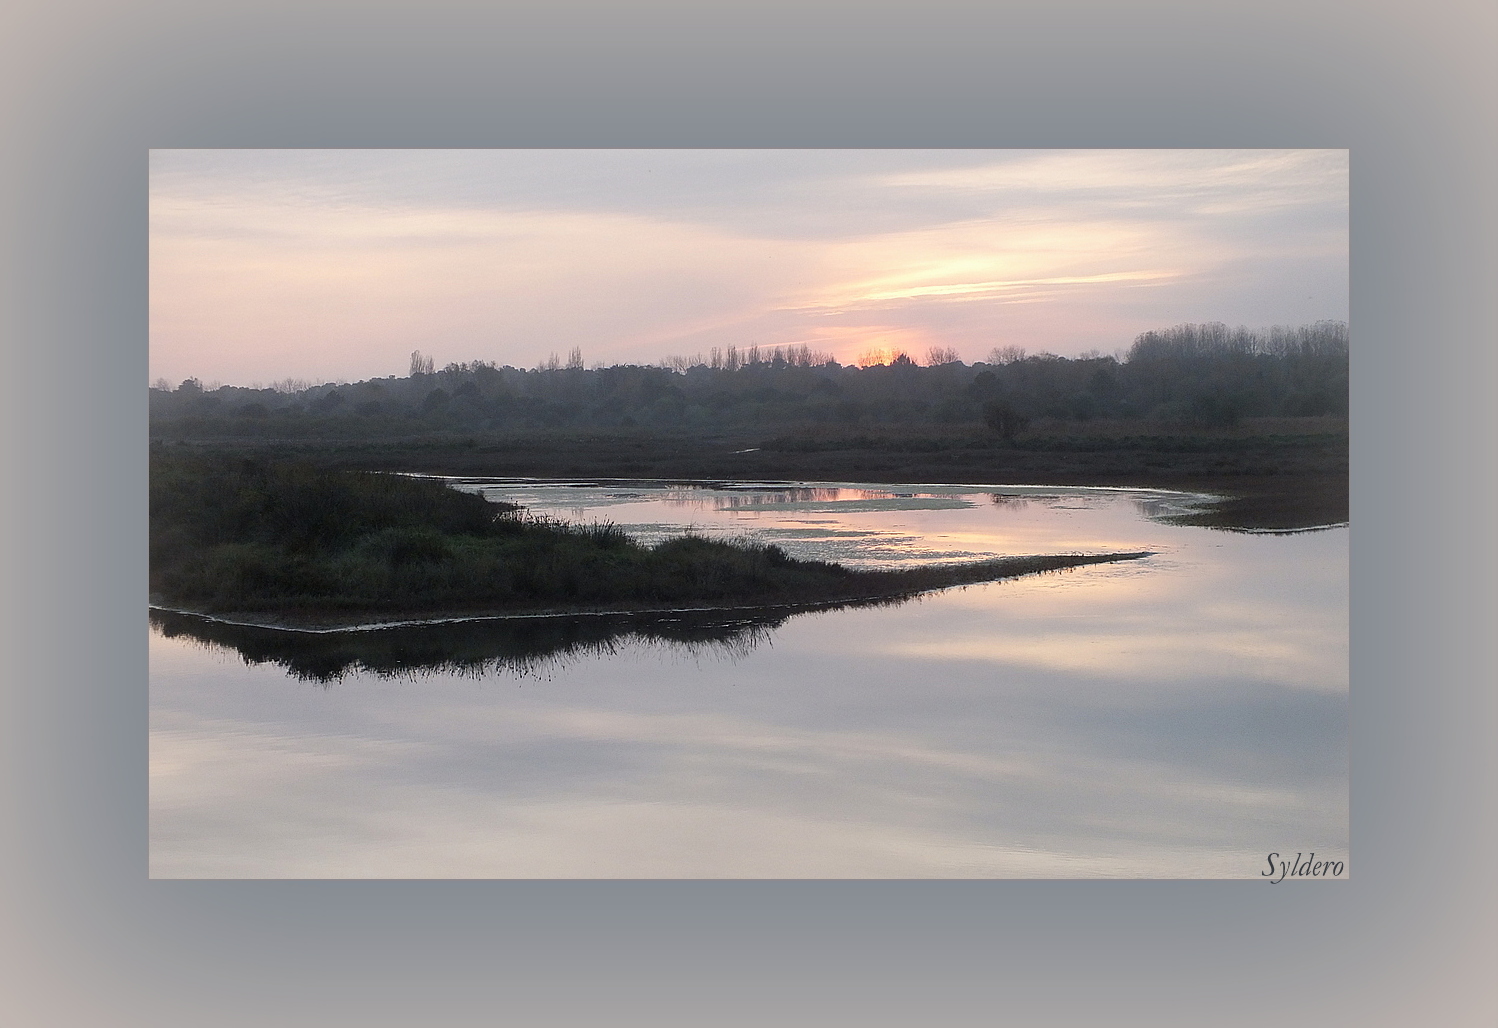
[150, 149, 1346, 387]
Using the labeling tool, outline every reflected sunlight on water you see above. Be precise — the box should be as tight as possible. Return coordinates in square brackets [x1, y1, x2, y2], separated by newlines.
[151, 481, 1346, 879]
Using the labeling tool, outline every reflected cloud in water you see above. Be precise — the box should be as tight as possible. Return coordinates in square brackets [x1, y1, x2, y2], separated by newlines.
[151, 479, 1346, 878]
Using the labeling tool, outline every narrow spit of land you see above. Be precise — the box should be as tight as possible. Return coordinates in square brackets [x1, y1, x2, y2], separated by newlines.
[150, 452, 1150, 631]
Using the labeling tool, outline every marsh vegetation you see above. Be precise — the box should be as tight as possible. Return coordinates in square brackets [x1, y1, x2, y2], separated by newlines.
[151, 452, 1147, 626]
[149, 322, 1348, 530]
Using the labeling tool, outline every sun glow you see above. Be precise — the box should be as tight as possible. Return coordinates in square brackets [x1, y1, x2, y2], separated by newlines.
[150, 149, 1347, 386]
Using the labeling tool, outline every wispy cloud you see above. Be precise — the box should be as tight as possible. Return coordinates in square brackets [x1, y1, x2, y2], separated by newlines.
[150, 149, 1347, 385]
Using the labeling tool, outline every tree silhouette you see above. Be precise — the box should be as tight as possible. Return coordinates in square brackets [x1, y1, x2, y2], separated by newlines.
[982, 401, 1029, 441]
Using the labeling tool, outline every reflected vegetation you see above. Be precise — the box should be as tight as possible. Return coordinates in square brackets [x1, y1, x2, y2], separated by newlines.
[150, 600, 891, 684]
[457, 478, 1335, 534]
[150, 474, 1347, 878]
[700, 486, 848, 510]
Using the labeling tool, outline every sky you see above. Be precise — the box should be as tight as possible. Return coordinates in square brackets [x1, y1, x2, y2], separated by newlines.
[149, 149, 1348, 388]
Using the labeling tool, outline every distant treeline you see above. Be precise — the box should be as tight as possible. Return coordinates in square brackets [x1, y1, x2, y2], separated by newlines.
[151, 321, 1347, 437]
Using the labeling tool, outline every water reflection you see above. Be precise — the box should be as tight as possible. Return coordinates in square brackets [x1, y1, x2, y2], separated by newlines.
[454, 477, 1344, 534]
[698, 486, 848, 509]
[151, 480, 1346, 878]
[150, 601, 894, 684]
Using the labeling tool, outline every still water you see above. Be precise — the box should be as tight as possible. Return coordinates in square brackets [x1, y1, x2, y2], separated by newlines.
[150, 481, 1348, 878]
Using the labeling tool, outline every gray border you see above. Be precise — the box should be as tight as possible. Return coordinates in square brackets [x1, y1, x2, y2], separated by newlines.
[4, 1, 1494, 1024]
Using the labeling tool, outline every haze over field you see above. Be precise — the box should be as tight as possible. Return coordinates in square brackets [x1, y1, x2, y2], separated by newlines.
[150, 149, 1348, 388]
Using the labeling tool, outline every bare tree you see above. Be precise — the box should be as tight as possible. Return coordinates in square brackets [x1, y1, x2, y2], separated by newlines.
[409, 350, 435, 377]
[987, 345, 1027, 365]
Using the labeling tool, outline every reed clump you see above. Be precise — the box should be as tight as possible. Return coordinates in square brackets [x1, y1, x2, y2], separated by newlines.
[150, 452, 1146, 622]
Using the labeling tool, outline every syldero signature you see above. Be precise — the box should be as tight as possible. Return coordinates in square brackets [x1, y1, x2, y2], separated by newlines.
[1263, 852, 1345, 883]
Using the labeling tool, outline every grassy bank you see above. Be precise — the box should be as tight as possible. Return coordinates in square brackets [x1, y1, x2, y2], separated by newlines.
[151, 416, 1347, 530]
[151, 452, 1149, 626]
